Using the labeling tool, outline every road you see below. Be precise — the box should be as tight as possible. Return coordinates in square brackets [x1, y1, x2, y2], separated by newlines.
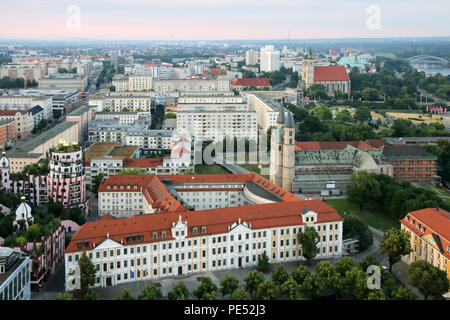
[418, 88, 449, 105]
[272, 75, 291, 91]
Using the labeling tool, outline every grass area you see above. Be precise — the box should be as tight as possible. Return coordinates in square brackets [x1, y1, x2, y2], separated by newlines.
[325, 199, 400, 232]
[194, 164, 231, 174]
[224, 153, 270, 178]
[430, 186, 450, 211]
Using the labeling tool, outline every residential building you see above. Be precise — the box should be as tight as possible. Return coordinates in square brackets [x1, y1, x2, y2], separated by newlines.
[66, 105, 95, 141]
[231, 78, 271, 91]
[40, 73, 88, 91]
[0, 120, 16, 148]
[400, 208, 450, 281]
[245, 49, 259, 66]
[28, 105, 44, 128]
[383, 145, 437, 183]
[0, 110, 33, 139]
[260, 45, 280, 72]
[65, 172, 343, 289]
[0, 247, 31, 300]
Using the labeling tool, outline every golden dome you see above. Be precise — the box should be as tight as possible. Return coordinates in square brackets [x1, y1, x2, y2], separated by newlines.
[63, 143, 70, 148]
[72, 142, 78, 146]
[20, 196, 26, 201]
[2, 152, 5, 155]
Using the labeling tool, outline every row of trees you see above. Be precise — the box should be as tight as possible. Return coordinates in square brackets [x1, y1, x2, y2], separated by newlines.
[347, 171, 443, 219]
[0, 77, 38, 89]
[422, 139, 450, 180]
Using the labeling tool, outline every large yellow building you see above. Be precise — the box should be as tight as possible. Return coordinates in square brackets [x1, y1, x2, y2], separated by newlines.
[400, 208, 450, 281]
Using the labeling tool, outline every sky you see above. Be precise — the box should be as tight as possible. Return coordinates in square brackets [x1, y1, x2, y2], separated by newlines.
[0, 0, 449, 40]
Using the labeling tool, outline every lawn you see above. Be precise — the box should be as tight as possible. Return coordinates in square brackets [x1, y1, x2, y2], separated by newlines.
[325, 199, 400, 232]
[194, 164, 231, 174]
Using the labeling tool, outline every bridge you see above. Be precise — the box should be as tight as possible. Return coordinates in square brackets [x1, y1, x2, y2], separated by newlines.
[407, 55, 449, 65]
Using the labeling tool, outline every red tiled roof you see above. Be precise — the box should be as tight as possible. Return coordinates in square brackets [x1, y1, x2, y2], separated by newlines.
[65, 199, 342, 253]
[0, 110, 27, 116]
[295, 140, 377, 151]
[122, 158, 163, 168]
[314, 65, 349, 82]
[232, 78, 270, 87]
[400, 208, 450, 259]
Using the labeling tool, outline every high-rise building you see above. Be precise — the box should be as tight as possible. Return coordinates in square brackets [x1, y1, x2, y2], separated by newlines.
[245, 49, 258, 66]
[47, 141, 89, 215]
[260, 45, 280, 72]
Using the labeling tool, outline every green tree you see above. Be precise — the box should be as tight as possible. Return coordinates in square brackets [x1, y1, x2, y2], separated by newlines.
[26, 224, 42, 242]
[340, 266, 369, 299]
[335, 110, 353, 123]
[335, 256, 358, 276]
[314, 105, 333, 120]
[231, 287, 251, 300]
[280, 278, 301, 300]
[358, 255, 380, 272]
[300, 273, 325, 299]
[79, 251, 96, 293]
[84, 291, 104, 300]
[380, 228, 411, 271]
[168, 281, 189, 300]
[390, 286, 418, 300]
[194, 277, 218, 300]
[244, 270, 264, 298]
[297, 226, 319, 264]
[291, 265, 311, 285]
[408, 260, 449, 300]
[55, 292, 74, 300]
[366, 289, 386, 300]
[257, 251, 270, 273]
[220, 274, 239, 297]
[354, 106, 372, 123]
[347, 171, 382, 210]
[92, 173, 105, 194]
[117, 288, 135, 300]
[343, 215, 373, 251]
[271, 265, 290, 287]
[314, 261, 337, 288]
[255, 280, 278, 300]
[139, 285, 163, 300]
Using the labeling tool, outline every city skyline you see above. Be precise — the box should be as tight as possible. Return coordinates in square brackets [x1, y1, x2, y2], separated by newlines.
[0, 0, 449, 41]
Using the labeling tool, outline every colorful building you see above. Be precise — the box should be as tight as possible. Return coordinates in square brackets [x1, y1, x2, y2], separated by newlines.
[400, 208, 450, 282]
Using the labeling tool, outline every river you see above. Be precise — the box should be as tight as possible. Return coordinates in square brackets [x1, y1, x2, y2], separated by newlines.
[410, 62, 450, 76]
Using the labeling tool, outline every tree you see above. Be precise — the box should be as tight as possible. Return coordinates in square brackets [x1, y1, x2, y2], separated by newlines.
[255, 280, 278, 300]
[139, 285, 163, 300]
[56, 292, 74, 300]
[257, 251, 270, 272]
[300, 273, 325, 299]
[244, 270, 264, 298]
[354, 107, 372, 123]
[314, 261, 337, 288]
[390, 286, 418, 300]
[26, 224, 42, 242]
[78, 251, 96, 293]
[220, 274, 239, 297]
[194, 277, 218, 300]
[291, 265, 311, 286]
[117, 288, 135, 300]
[271, 265, 290, 287]
[346, 171, 382, 210]
[231, 287, 251, 300]
[84, 291, 104, 300]
[340, 266, 369, 299]
[92, 173, 105, 194]
[408, 260, 449, 300]
[314, 105, 333, 120]
[358, 255, 380, 272]
[335, 110, 353, 123]
[297, 226, 319, 264]
[343, 215, 373, 251]
[366, 289, 386, 300]
[380, 228, 411, 271]
[168, 281, 189, 300]
[280, 278, 301, 300]
[335, 256, 358, 276]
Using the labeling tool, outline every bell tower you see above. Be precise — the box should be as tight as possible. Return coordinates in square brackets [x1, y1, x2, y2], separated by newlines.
[301, 47, 315, 90]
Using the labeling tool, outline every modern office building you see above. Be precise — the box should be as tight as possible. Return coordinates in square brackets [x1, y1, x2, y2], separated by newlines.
[0, 247, 31, 300]
[245, 49, 259, 66]
[260, 45, 280, 72]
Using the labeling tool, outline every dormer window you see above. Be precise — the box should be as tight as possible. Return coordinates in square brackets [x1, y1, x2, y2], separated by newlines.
[161, 231, 167, 239]
[192, 227, 198, 235]
[152, 232, 158, 240]
[201, 226, 207, 234]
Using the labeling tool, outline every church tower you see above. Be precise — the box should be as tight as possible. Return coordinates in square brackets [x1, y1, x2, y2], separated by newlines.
[282, 112, 295, 193]
[270, 106, 295, 193]
[0, 152, 11, 190]
[301, 47, 315, 90]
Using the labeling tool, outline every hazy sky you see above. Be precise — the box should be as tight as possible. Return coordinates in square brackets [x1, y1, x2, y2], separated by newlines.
[1, 0, 449, 40]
